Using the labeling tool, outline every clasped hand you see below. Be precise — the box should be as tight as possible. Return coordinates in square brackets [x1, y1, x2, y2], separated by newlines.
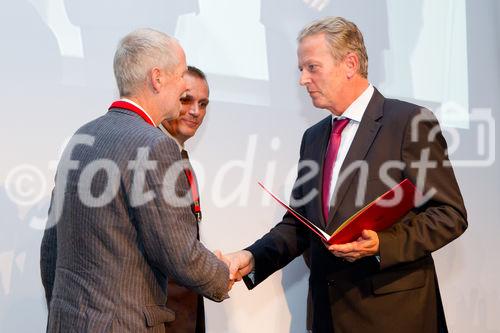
[214, 250, 254, 291]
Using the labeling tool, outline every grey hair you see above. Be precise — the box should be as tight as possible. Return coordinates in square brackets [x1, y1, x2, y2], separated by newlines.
[298, 17, 368, 78]
[113, 28, 179, 97]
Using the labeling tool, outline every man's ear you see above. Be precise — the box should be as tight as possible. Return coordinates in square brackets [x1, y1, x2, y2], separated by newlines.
[344, 52, 360, 79]
[150, 67, 162, 93]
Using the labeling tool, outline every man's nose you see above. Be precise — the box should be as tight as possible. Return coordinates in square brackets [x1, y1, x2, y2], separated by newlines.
[299, 71, 310, 86]
[188, 104, 199, 116]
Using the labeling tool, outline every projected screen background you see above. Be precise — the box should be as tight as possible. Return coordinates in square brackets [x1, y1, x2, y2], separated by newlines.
[0, 0, 499, 332]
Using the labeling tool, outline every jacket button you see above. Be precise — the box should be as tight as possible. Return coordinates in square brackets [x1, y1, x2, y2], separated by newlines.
[327, 280, 335, 287]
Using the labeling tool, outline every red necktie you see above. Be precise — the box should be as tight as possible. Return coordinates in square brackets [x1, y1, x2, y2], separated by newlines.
[322, 118, 350, 222]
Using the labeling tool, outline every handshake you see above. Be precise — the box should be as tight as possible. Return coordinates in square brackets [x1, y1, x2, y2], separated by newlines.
[213, 229, 381, 292]
[214, 250, 255, 291]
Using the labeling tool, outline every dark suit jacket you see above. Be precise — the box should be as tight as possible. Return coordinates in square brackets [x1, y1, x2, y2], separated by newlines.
[245, 89, 467, 333]
[165, 279, 204, 333]
[40, 108, 229, 332]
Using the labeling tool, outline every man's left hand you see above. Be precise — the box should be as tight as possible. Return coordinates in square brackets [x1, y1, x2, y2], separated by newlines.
[326, 230, 379, 262]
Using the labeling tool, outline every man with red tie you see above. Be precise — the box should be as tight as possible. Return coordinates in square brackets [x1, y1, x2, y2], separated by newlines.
[159, 65, 210, 333]
[40, 29, 231, 332]
[224, 17, 467, 332]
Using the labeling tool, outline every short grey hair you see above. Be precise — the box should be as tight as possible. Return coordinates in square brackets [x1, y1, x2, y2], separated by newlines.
[298, 17, 368, 78]
[113, 28, 179, 97]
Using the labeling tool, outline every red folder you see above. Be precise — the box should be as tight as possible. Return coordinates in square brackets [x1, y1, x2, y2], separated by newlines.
[259, 178, 420, 245]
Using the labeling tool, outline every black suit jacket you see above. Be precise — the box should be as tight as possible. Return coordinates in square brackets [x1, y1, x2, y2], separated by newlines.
[245, 89, 467, 333]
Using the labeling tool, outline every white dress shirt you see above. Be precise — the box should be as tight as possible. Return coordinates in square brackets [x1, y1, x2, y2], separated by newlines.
[120, 98, 156, 126]
[327, 84, 374, 208]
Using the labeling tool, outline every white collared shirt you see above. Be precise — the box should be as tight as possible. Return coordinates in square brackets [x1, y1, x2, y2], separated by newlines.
[120, 98, 156, 126]
[327, 84, 374, 207]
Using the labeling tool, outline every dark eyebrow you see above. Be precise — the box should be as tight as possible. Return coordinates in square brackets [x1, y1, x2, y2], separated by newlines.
[180, 94, 194, 102]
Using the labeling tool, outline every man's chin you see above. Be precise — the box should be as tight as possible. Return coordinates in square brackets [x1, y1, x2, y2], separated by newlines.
[311, 99, 326, 109]
[178, 128, 196, 138]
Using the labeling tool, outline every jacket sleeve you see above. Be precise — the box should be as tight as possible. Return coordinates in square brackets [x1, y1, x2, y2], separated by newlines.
[129, 136, 229, 302]
[40, 223, 57, 307]
[244, 132, 311, 289]
[377, 108, 468, 269]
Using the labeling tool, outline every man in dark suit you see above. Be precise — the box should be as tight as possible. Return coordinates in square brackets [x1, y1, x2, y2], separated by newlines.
[225, 17, 467, 332]
[40, 28, 231, 332]
[159, 65, 210, 332]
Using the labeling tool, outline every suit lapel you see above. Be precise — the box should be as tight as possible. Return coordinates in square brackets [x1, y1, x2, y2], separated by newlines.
[307, 117, 332, 228]
[326, 89, 385, 233]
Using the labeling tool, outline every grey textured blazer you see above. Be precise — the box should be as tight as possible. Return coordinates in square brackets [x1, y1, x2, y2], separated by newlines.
[40, 108, 229, 332]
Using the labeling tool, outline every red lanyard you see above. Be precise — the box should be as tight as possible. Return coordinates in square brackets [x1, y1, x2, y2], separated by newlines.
[109, 100, 155, 126]
[184, 168, 202, 222]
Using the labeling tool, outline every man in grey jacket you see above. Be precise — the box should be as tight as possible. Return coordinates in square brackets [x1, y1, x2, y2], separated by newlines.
[40, 28, 231, 332]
